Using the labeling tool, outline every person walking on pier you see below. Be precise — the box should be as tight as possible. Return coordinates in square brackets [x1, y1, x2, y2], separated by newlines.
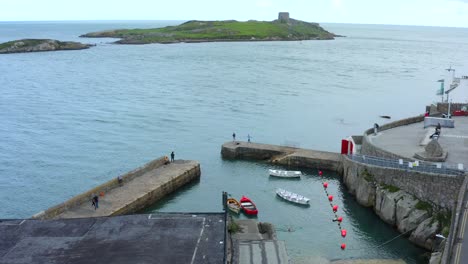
[170, 151, 175, 162]
[92, 195, 99, 210]
[232, 132, 236, 141]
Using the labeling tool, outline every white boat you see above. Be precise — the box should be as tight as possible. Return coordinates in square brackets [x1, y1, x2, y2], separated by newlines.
[276, 188, 310, 205]
[269, 169, 302, 178]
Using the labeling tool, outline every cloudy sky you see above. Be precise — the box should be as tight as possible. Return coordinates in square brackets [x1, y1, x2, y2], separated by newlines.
[1, 0, 468, 27]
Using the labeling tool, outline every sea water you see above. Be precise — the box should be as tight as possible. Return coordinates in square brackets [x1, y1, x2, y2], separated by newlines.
[1, 21, 468, 263]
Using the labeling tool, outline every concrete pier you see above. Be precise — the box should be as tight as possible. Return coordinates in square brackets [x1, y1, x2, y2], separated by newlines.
[221, 141, 342, 172]
[32, 157, 200, 219]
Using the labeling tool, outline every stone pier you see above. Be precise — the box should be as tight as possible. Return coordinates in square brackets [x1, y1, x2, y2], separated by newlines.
[221, 141, 342, 172]
[32, 157, 201, 219]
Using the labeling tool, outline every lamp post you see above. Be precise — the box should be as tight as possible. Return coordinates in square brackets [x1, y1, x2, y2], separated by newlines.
[444, 67, 456, 118]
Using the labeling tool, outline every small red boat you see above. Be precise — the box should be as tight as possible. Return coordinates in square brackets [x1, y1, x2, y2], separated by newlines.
[240, 196, 258, 215]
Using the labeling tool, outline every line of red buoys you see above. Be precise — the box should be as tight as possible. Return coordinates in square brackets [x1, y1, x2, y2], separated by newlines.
[319, 170, 347, 250]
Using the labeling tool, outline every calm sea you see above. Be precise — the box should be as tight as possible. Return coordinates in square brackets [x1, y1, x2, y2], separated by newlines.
[1, 21, 468, 263]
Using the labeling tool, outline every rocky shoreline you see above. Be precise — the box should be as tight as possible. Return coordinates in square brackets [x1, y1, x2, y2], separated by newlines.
[343, 166, 446, 263]
[0, 39, 94, 54]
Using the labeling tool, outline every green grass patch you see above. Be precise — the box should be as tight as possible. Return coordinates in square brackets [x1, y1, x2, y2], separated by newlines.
[228, 221, 242, 233]
[381, 184, 400, 193]
[82, 19, 335, 44]
[415, 200, 432, 212]
[362, 169, 374, 182]
[435, 211, 451, 237]
[0, 39, 47, 50]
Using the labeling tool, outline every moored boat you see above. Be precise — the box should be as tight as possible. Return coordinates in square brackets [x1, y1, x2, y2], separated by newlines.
[276, 188, 310, 205]
[240, 195, 258, 215]
[227, 197, 241, 214]
[269, 169, 302, 178]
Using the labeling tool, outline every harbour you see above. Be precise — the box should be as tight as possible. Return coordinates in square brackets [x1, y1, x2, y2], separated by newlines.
[1, 21, 468, 263]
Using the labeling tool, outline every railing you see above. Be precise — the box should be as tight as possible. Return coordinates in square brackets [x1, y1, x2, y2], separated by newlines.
[349, 154, 465, 176]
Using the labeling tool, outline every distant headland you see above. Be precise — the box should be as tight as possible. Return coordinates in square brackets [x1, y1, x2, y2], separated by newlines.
[81, 12, 340, 44]
[0, 39, 93, 54]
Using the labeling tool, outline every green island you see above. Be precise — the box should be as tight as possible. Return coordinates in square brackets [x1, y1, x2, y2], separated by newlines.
[0, 39, 93, 54]
[81, 12, 339, 44]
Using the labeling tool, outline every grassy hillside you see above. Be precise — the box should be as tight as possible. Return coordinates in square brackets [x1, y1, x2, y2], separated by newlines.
[81, 19, 337, 44]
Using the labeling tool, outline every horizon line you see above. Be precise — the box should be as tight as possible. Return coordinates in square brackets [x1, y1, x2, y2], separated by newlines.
[0, 19, 467, 29]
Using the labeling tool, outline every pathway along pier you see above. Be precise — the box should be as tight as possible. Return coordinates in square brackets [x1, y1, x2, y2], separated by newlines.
[32, 156, 201, 219]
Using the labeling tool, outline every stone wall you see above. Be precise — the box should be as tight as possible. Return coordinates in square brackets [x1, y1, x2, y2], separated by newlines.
[435, 103, 468, 115]
[361, 115, 425, 160]
[275, 153, 343, 173]
[278, 12, 290, 23]
[221, 142, 342, 172]
[343, 156, 463, 210]
[361, 135, 409, 160]
[221, 142, 296, 160]
[342, 156, 466, 250]
[32, 156, 169, 219]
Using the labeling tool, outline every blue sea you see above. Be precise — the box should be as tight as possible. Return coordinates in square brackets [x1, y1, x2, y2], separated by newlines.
[1, 21, 468, 263]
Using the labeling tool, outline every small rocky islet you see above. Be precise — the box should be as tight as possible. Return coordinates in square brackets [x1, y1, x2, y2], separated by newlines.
[1, 13, 339, 54]
[80, 12, 340, 44]
[0, 39, 93, 54]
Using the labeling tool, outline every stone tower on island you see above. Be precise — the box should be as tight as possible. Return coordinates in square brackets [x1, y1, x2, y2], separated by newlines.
[278, 12, 290, 23]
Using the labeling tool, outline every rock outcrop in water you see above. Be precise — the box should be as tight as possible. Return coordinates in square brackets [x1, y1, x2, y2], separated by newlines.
[0, 39, 93, 54]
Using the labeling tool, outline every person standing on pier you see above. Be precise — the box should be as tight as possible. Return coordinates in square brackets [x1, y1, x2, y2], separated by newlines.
[232, 132, 236, 141]
[92, 195, 99, 210]
[247, 134, 251, 143]
[171, 151, 175, 162]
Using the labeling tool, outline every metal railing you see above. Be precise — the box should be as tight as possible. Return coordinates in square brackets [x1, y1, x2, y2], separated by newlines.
[348, 154, 465, 176]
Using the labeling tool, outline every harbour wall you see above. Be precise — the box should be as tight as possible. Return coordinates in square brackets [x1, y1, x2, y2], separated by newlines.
[342, 156, 463, 210]
[221, 141, 342, 172]
[361, 115, 425, 160]
[32, 157, 200, 219]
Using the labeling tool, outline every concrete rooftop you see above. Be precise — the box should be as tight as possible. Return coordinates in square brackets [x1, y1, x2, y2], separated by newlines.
[0, 213, 225, 264]
[368, 116, 468, 167]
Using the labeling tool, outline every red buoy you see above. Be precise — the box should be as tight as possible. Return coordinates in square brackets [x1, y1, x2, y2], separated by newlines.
[333, 205, 338, 212]
[341, 229, 347, 238]
[328, 195, 333, 201]
[323, 182, 328, 188]
[319, 170, 323, 176]
[337, 216, 343, 223]
[341, 243, 346, 250]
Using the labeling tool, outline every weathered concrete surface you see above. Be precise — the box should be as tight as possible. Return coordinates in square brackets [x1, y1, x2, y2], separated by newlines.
[231, 219, 289, 264]
[221, 141, 342, 172]
[37, 160, 200, 219]
[0, 213, 225, 264]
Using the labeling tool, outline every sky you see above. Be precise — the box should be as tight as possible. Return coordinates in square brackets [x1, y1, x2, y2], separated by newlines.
[1, 0, 468, 27]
